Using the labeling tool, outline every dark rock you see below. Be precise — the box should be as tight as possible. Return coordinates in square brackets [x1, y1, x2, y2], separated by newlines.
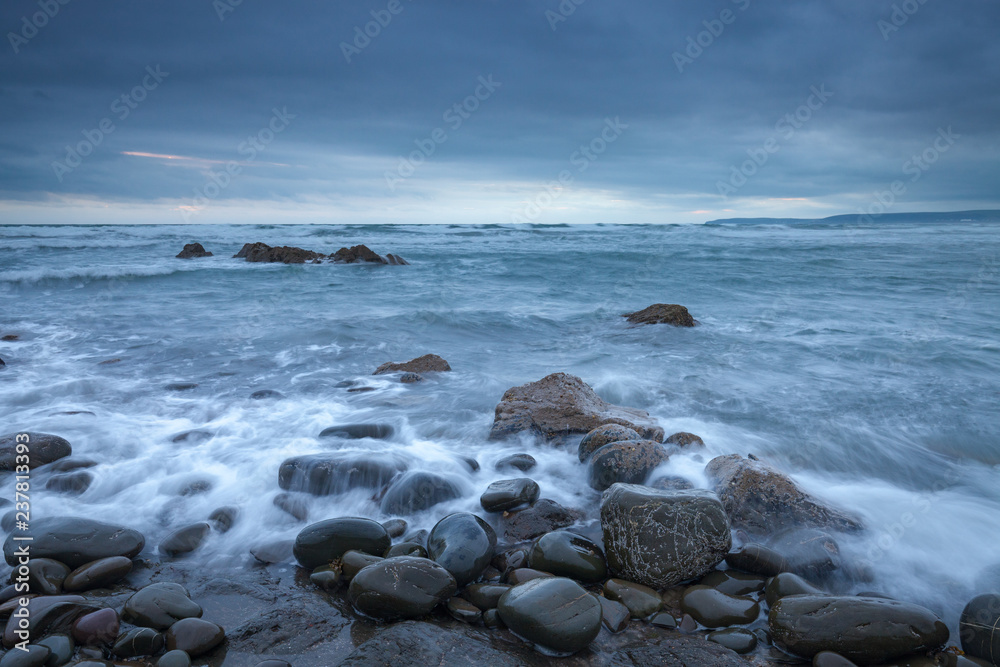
[249, 389, 284, 400]
[960, 594, 1000, 666]
[447, 597, 481, 624]
[767, 527, 842, 579]
[427, 513, 496, 587]
[2, 595, 99, 648]
[813, 652, 859, 667]
[480, 478, 540, 512]
[599, 596, 631, 633]
[71, 608, 119, 645]
[250, 540, 293, 564]
[382, 518, 407, 538]
[175, 243, 213, 259]
[707, 628, 758, 654]
[385, 542, 426, 558]
[769, 596, 949, 664]
[400, 372, 423, 383]
[0, 644, 50, 666]
[159, 523, 211, 557]
[489, 372, 664, 442]
[497, 577, 602, 655]
[341, 550, 384, 580]
[494, 453, 536, 472]
[623, 303, 696, 327]
[272, 493, 308, 522]
[48, 457, 97, 473]
[278, 453, 405, 496]
[589, 440, 669, 490]
[62, 556, 133, 592]
[3, 518, 144, 568]
[457, 456, 480, 473]
[318, 423, 395, 439]
[665, 431, 705, 447]
[157, 650, 192, 667]
[165, 382, 198, 391]
[339, 621, 524, 667]
[170, 430, 213, 444]
[310, 563, 342, 590]
[698, 569, 766, 596]
[349, 556, 457, 620]
[680, 586, 760, 628]
[765, 572, 827, 607]
[705, 454, 864, 536]
[403, 529, 429, 547]
[648, 475, 695, 491]
[0, 432, 72, 470]
[649, 611, 678, 629]
[505, 568, 554, 585]
[26, 558, 70, 595]
[207, 506, 239, 533]
[500, 498, 579, 542]
[164, 618, 225, 657]
[601, 484, 731, 588]
[332, 244, 393, 264]
[374, 354, 451, 375]
[234, 242, 323, 263]
[604, 578, 662, 618]
[527, 531, 606, 583]
[293, 518, 390, 570]
[122, 583, 203, 630]
[725, 542, 790, 577]
[461, 583, 511, 611]
[578, 423, 642, 463]
[45, 471, 93, 495]
[379, 472, 464, 515]
[483, 608, 503, 629]
[36, 634, 73, 666]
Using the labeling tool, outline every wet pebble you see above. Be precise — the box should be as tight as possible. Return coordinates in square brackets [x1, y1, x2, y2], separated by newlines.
[497, 577, 602, 655]
[349, 556, 458, 620]
[813, 652, 859, 667]
[725, 543, 790, 577]
[112, 627, 165, 658]
[36, 634, 73, 666]
[649, 611, 677, 629]
[207, 506, 239, 533]
[293, 517, 390, 570]
[159, 523, 211, 557]
[495, 453, 536, 472]
[527, 531, 606, 583]
[427, 513, 496, 586]
[385, 542, 426, 558]
[381, 518, 407, 538]
[164, 618, 225, 657]
[707, 628, 758, 654]
[26, 558, 70, 595]
[341, 550, 384, 580]
[578, 424, 641, 462]
[680, 585, 760, 628]
[500, 498, 578, 542]
[603, 578, 662, 618]
[505, 568, 553, 585]
[588, 441, 669, 490]
[698, 569, 766, 596]
[598, 596, 630, 633]
[461, 583, 511, 611]
[379, 472, 464, 515]
[480, 478, 540, 512]
[71, 608, 119, 645]
[310, 564, 342, 590]
[45, 471, 93, 495]
[447, 597, 482, 624]
[0, 645, 50, 667]
[765, 572, 826, 607]
[273, 493, 309, 521]
[157, 650, 192, 667]
[250, 539, 293, 564]
[123, 582, 203, 630]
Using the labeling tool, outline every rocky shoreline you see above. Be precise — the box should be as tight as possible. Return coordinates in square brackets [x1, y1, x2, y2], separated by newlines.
[2, 365, 998, 666]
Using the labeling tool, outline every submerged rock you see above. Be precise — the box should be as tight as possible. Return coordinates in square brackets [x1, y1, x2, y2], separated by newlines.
[767, 527, 842, 579]
[159, 523, 211, 557]
[601, 484, 731, 589]
[489, 373, 663, 441]
[349, 556, 457, 620]
[765, 572, 826, 607]
[500, 498, 579, 542]
[3, 517, 144, 568]
[578, 424, 641, 462]
[527, 531, 606, 584]
[427, 513, 497, 587]
[234, 242, 324, 263]
[379, 472, 464, 515]
[705, 454, 864, 536]
[0, 432, 72, 470]
[249, 389, 284, 400]
[318, 423, 395, 439]
[278, 453, 405, 496]
[494, 453, 536, 472]
[497, 577, 602, 655]
[768, 595, 949, 664]
[272, 493, 308, 522]
[665, 431, 704, 447]
[480, 478, 540, 512]
[293, 518, 390, 570]
[175, 243, 213, 259]
[623, 303, 696, 327]
[588, 440, 669, 490]
[374, 354, 450, 375]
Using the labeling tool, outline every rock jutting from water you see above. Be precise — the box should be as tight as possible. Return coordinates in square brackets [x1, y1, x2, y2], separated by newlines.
[480, 478, 540, 512]
[379, 472, 465, 515]
[175, 243, 213, 259]
[578, 423, 642, 462]
[705, 454, 864, 536]
[489, 372, 664, 441]
[622, 303, 697, 327]
[373, 354, 451, 375]
[588, 440, 670, 490]
[332, 244, 408, 265]
[601, 484, 731, 589]
[278, 453, 405, 496]
[234, 242, 324, 263]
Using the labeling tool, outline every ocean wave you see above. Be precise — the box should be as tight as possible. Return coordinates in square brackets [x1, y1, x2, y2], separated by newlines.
[0, 264, 199, 284]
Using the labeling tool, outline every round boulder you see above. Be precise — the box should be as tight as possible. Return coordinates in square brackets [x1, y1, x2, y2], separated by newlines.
[578, 424, 641, 462]
[427, 513, 496, 587]
[588, 440, 669, 490]
[293, 518, 390, 570]
[960, 594, 1000, 666]
[527, 531, 606, 584]
[480, 478, 540, 513]
[497, 577, 602, 655]
[349, 556, 457, 620]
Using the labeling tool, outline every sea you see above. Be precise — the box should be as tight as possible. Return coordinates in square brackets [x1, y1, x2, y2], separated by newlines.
[1, 221, 998, 633]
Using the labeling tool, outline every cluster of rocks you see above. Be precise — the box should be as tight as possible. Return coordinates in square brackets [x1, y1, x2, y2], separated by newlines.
[173, 241, 408, 264]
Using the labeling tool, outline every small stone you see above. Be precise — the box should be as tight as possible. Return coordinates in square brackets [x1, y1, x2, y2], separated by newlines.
[813, 652, 859, 667]
[649, 612, 677, 629]
[293, 517, 390, 570]
[497, 577, 602, 655]
[598, 596, 630, 633]
[427, 513, 497, 587]
[0, 645, 50, 667]
[578, 424, 641, 462]
[385, 542, 427, 558]
[381, 518, 407, 538]
[480, 478, 540, 512]
[765, 572, 826, 608]
[680, 586, 760, 628]
[495, 453, 536, 472]
[623, 304, 696, 327]
[665, 432, 704, 447]
[72, 608, 119, 645]
[698, 569, 766, 596]
[505, 568, 554, 585]
[159, 523, 211, 557]
[483, 608, 503, 629]
[164, 618, 225, 657]
[27, 558, 70, 595]
[123, 582, 203, 630]
[400, 372, 423, 383]
[112, 627, 165, 658]
[589, 441, 669, 490]
[527, 531, 606, 583]
[36, 634, 73, 666]
[208, 506, 239, 533]
[310, 564, 342, 590]
[604, 578, 662, 618]
[45, 471, 93, 495]
[157, 650, 193, 667]
[348, 556, 458, 620]
[273, 493, 309, 522]
[341, 550, 384, 581]
[500, 498, 579, 542]
[461, 583, 511, 611]
[725, 543, 790, 577]
[707, 628, 758, 654]
[447, 597, 482, 624]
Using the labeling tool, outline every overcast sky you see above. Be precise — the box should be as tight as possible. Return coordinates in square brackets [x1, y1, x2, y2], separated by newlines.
[1, 0, 997, 224]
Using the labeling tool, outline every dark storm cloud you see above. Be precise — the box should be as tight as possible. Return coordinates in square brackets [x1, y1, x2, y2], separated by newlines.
[0, 0, 997, 221]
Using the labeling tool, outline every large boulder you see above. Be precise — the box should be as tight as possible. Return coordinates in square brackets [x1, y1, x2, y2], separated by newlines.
[349, 557, 457, 620]
[497, 577, 602, 655]
[601, 484, 731, 589]
[175, 243, 213, 259]
[489, 373, 663, 442]
[3, 517, 144, 568]
[427, 513, 496, 587]
[705, 454, 864, 536]
[379, 472, 465, 515]
[578, 424, 641, 462]
[588, 440, 669, 491]
[278, 454, 405, 496]
[332, 244, 408, 265]
[233, 242, 324, 263]
[374, 354, 451, 375]
[0, 432, 72, 470]
[768, 595, 949, 664]
[292, 518, 390, 570]
[623, 304, 696, 327]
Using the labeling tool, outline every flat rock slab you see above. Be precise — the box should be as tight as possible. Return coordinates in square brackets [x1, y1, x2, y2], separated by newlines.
[489, 373, 663, 442]
[374, 354, 451, 375]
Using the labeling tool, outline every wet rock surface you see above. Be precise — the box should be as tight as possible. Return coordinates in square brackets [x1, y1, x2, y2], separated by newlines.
[480, 478, 540, 512]
[234, 242, 324, 263]
[527, 531, 606, 583]
[0, 432, 72, 469]
[960, 594, 1000, 666]
[374, 354, 451, 375]
[279, 453, 405, 495]
[3, 517, 144, 568]
[349, 556, 458, 620]
[680, 585, 760, 628]
[603, 579, 662, 619]
[489, 373, 663, 441]
[588, 440, 670, 490]
[123, 583, 203, 630]
[293, 517, 390, 570]
[623, 303, 696, 327]
[601, 484, 731, 588]
[578, 424, 641, 462]
[380, 472, 464, 515]
[175, 243, 213, 258]
[499, 498, 579, 542]
[427, 513, 497, 587]
[497, 577, 602, 655]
